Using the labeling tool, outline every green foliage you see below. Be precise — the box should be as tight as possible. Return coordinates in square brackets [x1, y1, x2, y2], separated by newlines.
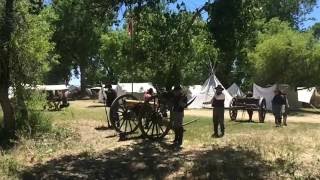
[49, 0, 118, 89]
[100, 5, 216, 87]
[15, 91, 52, 137]
[184, 21, 218, 85]
[207, 0, 258, 86]
[100, 30, 130, 83]
[259, 0, 317, 28]
[0, 155, 21, 179]
[311, 22, 320, 40]
[10, 2, 56, 87]
[249, 18, 320, 86]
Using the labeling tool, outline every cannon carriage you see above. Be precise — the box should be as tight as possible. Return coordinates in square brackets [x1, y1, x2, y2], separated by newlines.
[109, 91, 173, 140]
[229, 97, 267, 123]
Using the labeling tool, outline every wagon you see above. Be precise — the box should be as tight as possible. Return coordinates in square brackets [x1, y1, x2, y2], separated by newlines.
[109, 94, 172, 140]
[229, 97, 267, 123]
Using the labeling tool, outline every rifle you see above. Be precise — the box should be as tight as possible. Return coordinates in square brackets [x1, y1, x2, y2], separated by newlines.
[183, 118, 199, 126]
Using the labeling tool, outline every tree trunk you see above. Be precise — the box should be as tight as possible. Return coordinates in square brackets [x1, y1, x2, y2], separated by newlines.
[0, 87, 15, 133]
[0, 0, 16, 134]
[79, 64, 87, 96]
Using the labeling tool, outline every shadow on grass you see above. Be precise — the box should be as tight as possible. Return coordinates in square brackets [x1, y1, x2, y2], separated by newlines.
[183, 146, 273, 179]
[21, 140, 273, 179]
[233, 120, 260, 123]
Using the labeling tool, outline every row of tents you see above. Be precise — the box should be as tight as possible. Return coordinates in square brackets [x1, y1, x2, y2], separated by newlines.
[17, 75, 319, 110]
[96, 74, 320, 110]
[189, 75, 320, 110]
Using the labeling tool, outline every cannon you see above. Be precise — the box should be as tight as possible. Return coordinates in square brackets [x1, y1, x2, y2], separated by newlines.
[109, 93, 172, 140]
[229, 97, 267, 123]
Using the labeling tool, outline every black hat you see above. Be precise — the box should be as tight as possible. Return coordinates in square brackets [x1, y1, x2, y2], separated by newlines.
[215, 85, 224, 90]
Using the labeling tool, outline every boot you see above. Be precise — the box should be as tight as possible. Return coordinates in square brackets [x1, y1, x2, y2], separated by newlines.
[177, 127, 184, 146]
[173, 128, 178, 144]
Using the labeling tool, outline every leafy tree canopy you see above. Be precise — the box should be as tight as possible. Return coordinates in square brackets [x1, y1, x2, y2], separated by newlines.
[249, 18, 320, 87]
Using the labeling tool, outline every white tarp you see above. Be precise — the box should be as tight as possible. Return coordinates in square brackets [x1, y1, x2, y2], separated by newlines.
[8, 87, 14, 99]
[118, 83, 156, 93]
[188, 75, 233, 108]
[227, 83, 245, 97]
[117, 83, 156, 100]
[253, 84, 277, 110]
[37, 85, 68, 91]
[297, 87, 315, 103]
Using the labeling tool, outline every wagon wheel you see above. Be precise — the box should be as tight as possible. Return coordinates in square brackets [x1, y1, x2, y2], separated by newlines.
[109, 94, 140, 134]
[139, 96, 171, 140]
[258, 98, 267, 123]
[229, 98, 238, 121]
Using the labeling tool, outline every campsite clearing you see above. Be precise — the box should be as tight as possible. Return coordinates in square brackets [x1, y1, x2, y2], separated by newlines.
[1, 100, 320, 179]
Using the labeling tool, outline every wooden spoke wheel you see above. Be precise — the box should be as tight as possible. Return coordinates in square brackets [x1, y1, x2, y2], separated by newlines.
[109, 94, 140, 134]
[258, 98, 267, 123]
[139, 96, 171, 140]
[229, 98, 238, 121]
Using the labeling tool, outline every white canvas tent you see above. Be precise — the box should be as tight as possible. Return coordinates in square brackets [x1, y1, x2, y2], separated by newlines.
[253, 84, 301, 110]
[188, 74, 233, 109]
[297, 87, 315, 103]
[227, 83, 245, 97]
[117, 83, 156, 100]
[253, 84, 276, 110]
[187, 85, 202, 99]
[297, 87, 320, 107]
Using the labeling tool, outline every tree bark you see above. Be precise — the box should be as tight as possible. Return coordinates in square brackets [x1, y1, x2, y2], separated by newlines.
[0, 0, 16, 133]
[79, 64, 87, 96]
[0, 87, 15, 133]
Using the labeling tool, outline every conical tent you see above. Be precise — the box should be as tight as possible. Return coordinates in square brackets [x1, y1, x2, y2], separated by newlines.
[188, 74, 233, 109]
[227, 83, 245, 97]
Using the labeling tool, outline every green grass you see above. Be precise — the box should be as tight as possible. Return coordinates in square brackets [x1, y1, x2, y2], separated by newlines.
[1, 102, 320, 179]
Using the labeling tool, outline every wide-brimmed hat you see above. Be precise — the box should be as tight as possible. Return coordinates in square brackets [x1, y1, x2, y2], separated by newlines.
[215, 85, 224, 90]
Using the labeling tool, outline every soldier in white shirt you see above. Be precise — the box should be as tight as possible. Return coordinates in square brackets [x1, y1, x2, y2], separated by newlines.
[205, 85, 225, 138]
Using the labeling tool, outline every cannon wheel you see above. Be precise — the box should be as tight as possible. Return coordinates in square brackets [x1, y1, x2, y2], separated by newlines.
[229, 98, 238, 121]
[258, 98, 267, 123]
[139, 96, 171, 140]
[109, 94, 140, 134]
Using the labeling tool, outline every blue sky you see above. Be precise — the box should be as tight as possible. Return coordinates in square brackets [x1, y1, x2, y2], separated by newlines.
[69, 0, 320, 85]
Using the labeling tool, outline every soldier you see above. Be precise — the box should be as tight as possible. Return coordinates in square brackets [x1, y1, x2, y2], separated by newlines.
[104, 83, 117, 107]
[171, 85, 188, 146]
[246, 91, 254, 122]
[207, 85, 225, 138]
[104, 83, 117, 128]
[282, 92, 290, 126]
[272, 89, 285, 127]
[144, 88, 154, 102]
